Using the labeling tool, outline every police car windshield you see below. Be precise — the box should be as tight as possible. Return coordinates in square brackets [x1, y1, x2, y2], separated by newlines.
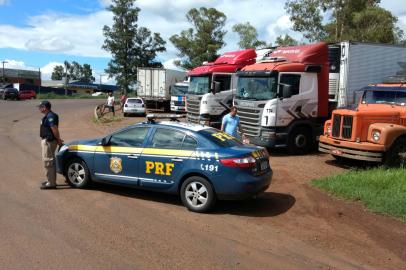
[199, 128, 243, 147]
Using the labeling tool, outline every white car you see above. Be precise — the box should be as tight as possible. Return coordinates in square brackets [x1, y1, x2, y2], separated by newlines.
[123, 97, 146, 116]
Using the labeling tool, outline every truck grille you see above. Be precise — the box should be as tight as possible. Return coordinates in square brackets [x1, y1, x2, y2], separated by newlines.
[332, 114, 353, 139]
[186, 96, 201, 124]
[173, 101, 184, 106]
[342, 116, 353, 139]
[332, 114, 341, 137]
[237, 107, 261, 137]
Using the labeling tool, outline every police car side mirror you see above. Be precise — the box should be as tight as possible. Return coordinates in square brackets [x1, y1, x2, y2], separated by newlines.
[100, 137, 109, 146]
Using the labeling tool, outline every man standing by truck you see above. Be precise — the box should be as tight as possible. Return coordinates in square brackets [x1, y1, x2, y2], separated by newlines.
[221, 106, 243, 139]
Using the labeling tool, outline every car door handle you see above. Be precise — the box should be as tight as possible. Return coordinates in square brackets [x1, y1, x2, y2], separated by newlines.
[128, 154, 139, 159]
[171, 158, 183, 162]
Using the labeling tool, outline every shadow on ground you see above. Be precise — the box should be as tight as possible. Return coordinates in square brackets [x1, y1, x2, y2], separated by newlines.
[71, 182, 295, 217]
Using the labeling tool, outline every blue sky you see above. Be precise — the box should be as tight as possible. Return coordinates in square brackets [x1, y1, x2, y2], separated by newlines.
[1, 0, 405, 83]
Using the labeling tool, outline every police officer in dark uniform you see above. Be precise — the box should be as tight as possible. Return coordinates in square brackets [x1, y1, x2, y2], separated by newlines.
[38, 100, 63, 189]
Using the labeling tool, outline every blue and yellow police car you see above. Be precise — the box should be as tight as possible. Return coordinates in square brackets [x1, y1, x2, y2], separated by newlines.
[56, 115, 272, 212]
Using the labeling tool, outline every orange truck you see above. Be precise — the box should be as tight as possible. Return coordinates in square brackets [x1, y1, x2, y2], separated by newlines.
[319, 83, 406, 166]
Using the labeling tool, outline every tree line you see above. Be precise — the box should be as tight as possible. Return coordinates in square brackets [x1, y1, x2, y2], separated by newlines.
[53, 0, 405, 94]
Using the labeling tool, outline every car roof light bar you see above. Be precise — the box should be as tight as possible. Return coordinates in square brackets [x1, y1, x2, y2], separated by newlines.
[146, 114, 185, 123]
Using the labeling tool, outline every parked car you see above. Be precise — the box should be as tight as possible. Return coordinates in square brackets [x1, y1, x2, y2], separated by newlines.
[19, 90, 36, 100]
[56, 115, 272, 212]
[1, 88, 19, 100]
[123, 97, 146, 116]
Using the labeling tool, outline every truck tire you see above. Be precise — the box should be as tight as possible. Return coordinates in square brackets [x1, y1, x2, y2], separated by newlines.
[384, 137, 406, 167]
[287, 127, 313, 155]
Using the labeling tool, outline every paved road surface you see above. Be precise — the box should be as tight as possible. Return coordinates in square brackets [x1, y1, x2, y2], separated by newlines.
[0, 99, 405, 270]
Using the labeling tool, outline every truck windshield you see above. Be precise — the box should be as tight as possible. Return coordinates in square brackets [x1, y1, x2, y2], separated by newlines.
[236, 76, 277, 100]
[189, 76, 210, 95]
[171, 85, 188, 96]
[362, 90, 406, 105]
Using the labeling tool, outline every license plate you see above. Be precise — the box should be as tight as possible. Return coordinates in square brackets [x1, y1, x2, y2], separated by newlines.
[260, 160, 269, 170]
[331, 149, 343, 155]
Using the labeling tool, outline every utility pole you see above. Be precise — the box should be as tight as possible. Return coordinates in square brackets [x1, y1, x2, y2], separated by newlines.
[64, 62, 68, 95]
[99, 74, 103, 92]
[38, 67, 41, 95]
[2, 60, 8, 83]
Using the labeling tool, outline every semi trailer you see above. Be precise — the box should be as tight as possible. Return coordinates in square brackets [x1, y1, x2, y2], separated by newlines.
[137, 68, 187, 111]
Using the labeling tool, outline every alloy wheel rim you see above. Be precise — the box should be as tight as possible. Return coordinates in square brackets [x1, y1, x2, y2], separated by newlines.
[185, 182, 208, 208]
[67, 163, 86, 184]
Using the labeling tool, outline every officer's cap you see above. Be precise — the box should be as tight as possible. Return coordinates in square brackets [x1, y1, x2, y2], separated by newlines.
[38, 100, 51, 109]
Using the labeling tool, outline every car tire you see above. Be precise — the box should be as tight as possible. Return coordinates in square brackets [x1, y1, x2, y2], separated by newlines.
[123, 113, 127, 117]
[287, 127, 313, 155]
[384, 137, 406, 167]
[64, 158, 91, 188]
[180, 176, 216, 213]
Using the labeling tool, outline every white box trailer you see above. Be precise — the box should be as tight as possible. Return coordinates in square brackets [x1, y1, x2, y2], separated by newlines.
[328, 41, 406, 108]
[137, 68, 187, 111]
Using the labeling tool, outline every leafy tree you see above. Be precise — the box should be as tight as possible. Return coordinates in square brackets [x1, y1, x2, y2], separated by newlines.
[275, 34, 299, 46]
[80, 64, 95, 83]
[102, 0, 166, 94]
[170, 7, 227, 70]
[232, 22, 267, 49]
[51, 61, 95, 83]
[51, 65, 64, 80]
[285, 0, 403, 43]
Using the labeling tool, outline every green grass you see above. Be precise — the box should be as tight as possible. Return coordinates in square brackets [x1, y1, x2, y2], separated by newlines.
[312, 168, 406, 221]
[92, 114, 123, 124]
[37, 93, 106, 99]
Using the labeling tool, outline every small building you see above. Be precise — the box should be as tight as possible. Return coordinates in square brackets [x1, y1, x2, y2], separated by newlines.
[67, 81, 118, 94]
[0, 68, 41, 86]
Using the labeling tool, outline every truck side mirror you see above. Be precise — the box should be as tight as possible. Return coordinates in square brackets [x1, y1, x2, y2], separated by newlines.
[278, 83, 292, 99]
[211, 81, 220, 95]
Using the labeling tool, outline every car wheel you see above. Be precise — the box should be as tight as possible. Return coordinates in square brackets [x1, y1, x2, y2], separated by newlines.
[288, 127, 313, 155]
[384, 137, 406, 167]
[123, 113, 127, 117]
[64, 158, 91, 188]
[180, 176, 216, 213]
[31, 96, 35, 99]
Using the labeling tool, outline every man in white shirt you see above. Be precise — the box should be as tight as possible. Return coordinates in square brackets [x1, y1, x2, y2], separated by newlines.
[104, 91, 115, 116]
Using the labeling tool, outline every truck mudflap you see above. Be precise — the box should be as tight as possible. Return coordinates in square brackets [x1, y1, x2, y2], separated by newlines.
[318, 141, 383, 162]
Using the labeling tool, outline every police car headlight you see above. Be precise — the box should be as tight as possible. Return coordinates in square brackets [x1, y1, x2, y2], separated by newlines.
[372, 130, 381, 141]
[59, 144, 69, 152]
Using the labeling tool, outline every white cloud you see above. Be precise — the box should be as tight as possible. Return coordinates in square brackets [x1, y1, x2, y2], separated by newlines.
[162, 58, 186, 71]
[1, 0, 405, 65]
[0, 11, 112, 57]
[0, 0, 9, 5]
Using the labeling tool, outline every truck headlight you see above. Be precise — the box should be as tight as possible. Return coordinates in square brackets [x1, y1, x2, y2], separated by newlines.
[372, 130, 381, 141]
[326, 125, 332, 136]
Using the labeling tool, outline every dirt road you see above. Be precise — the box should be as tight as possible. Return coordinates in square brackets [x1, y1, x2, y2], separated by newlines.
[0, 99, 405, 270]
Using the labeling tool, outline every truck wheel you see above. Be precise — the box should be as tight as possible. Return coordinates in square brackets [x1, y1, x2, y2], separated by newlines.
[384, 137, 406, 167]
[64, 158, 91, 188]
[180, 176, 216, 213]
[288, 127, 313, 155]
